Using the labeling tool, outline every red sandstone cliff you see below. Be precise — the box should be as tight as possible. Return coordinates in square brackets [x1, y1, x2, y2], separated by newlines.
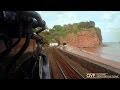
[60, 28, 102, 48]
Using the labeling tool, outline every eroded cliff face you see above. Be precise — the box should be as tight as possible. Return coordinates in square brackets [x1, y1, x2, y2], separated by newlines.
[60, 28, 102, 48]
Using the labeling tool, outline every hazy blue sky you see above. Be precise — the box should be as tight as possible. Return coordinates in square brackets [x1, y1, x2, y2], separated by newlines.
[36, 11, 120, 42]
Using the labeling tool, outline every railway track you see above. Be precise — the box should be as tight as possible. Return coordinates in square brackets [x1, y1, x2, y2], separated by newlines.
[44, 47, 120, 79]
[46, 47, 86, 79]
[45, 48, 66, 79]
[55, 55, 85, 79]
[55, 61, 67, 79]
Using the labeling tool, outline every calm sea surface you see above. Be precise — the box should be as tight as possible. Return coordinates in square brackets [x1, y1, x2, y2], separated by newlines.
[83, 42, 120, 62]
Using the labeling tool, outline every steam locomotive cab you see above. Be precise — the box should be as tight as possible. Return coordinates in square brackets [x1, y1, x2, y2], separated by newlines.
[0, 11, 50, 79]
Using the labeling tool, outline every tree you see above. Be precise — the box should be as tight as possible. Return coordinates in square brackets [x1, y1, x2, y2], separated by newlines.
[89, 21, 95, 27]
[53, 25, 62, 31]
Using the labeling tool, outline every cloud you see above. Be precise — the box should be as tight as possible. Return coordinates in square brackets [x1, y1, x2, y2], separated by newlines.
[102, 14, 112, 21]
[55, 12, 78, 24]
[38, 11, 81, 28]
[38, 11, 120, 30]
[101, 11, 120, 21]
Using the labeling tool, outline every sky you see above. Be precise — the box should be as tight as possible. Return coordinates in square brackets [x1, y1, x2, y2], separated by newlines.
[36, 11, 120, 42]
